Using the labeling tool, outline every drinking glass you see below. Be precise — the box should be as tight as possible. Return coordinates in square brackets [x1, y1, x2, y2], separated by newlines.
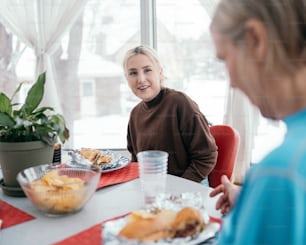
[137, 150, 168, 206]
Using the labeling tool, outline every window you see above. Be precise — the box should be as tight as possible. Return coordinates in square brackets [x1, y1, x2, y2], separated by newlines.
[0, 0, 285, 164]
[81, 80, 94, 97]
[80, 80, 96, 117]
[73, 0, 141, 149]
[155, 0, 227, 125]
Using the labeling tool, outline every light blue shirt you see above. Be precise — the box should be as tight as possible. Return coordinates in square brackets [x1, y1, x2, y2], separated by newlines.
[218, 109, 306, 245]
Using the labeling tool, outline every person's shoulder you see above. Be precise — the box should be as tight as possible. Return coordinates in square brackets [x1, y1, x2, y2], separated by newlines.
[164, 88, 194, 103]
[164, 88, 200, 111]
[130, 101, 143, 115]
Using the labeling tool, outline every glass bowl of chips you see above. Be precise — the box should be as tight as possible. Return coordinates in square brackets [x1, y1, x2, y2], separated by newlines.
[17, 164, 100, 216]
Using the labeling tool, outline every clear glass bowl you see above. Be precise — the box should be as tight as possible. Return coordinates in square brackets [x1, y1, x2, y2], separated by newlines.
[17, 164, 100, 216]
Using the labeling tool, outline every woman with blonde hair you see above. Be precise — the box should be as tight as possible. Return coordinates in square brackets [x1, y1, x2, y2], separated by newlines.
[123, 45, 217, 182]
[209, 0, 306, 244]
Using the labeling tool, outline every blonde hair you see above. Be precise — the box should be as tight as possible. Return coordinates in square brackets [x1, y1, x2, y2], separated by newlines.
[123, 45, 165, 84]
[210, 0, 306, 75]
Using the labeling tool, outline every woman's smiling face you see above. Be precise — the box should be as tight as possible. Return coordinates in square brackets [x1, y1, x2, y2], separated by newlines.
[125, 54, 163, 102]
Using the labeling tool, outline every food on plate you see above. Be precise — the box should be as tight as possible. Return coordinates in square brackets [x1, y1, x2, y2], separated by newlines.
[96, 154, 112, 165]
[172, 207, 206, 237]
[29, 170, 85, 213]
[118, 207, 207, 241]
[79, 148, 100, 162]
[119, 209, 176, 241]
[79, 148, 112, 165]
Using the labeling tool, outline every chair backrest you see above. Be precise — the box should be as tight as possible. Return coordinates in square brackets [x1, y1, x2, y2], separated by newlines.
[208, 125, 240, 188]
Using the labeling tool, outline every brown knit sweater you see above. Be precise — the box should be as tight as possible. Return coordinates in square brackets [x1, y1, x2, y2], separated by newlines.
[127, 88, 217, 182]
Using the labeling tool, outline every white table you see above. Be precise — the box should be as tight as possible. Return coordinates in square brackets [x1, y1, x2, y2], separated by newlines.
[0, 175, 221, 245]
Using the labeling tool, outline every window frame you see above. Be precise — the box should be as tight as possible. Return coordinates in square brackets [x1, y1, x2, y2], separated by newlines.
[140, 0, 157, 48]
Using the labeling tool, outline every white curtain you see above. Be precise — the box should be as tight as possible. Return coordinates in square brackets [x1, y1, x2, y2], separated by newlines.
[223, 87, 260, 184]
[0, 0, 88, 114]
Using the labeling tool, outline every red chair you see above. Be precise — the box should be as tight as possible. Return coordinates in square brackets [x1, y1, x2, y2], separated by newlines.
[208, 125, 240, 188]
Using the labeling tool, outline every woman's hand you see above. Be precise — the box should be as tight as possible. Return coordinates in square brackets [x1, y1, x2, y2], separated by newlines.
[209, 175, 241, 215]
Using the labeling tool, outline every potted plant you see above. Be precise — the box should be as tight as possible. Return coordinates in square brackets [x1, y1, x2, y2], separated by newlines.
[0, 71, 69, 196]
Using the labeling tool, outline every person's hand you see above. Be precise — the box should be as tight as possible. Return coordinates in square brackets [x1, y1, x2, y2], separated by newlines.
[209, 175, 241, 215]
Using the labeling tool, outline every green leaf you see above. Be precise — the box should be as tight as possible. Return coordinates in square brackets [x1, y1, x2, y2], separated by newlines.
[0, 93, 12, 115]
[35, 106, 54, 114]
[0, 71, 69, 144]
[10, 82, 24, 102]
[34, 124, 55, 144]
[21, 72, 46, 115]
[0, 112, 15, 127]
[50, 114, 70, 143]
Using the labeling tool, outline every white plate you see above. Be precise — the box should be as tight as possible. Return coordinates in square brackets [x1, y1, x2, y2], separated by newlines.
[65, 149, 130, 173]
[100, 155, 130, 173]
[102, 192, 220, 245]
[103, 217, 219, 245]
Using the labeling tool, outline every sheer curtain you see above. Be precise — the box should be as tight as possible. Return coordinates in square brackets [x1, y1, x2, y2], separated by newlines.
[223, 88, 260, 184]
[0, 0, 88, 114]
[200, 0, 260, 183]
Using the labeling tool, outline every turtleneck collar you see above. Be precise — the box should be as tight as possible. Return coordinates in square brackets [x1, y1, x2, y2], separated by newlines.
[143, 87, 166, 109]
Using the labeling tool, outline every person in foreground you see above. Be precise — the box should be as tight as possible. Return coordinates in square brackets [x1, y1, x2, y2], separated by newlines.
[123, 45, 217, 183]
[209, 0, 306, 244]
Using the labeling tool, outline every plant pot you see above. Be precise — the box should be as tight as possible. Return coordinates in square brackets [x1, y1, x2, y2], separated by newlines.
[0, 141, 53, 197]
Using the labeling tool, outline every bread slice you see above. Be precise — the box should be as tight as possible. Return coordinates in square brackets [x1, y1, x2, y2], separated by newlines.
[172, 207, 206, 237]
